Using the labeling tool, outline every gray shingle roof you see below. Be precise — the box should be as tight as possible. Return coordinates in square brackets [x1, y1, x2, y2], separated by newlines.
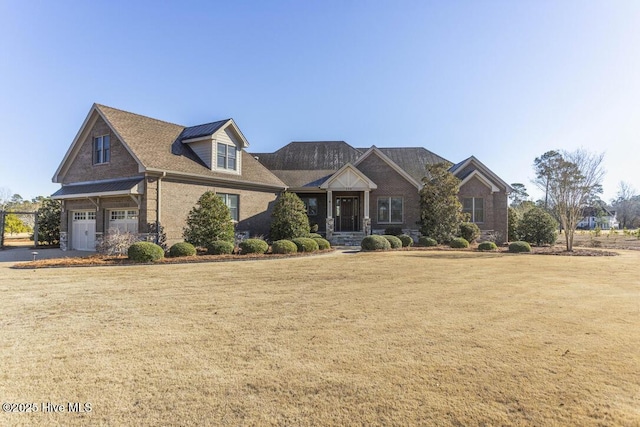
[52, 178, 143, 198]
[253, 141, 363, 170]
[374, 147, 450, 183]
[95, 105, 285, 188]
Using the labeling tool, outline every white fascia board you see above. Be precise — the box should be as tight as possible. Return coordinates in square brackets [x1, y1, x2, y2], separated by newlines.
[216, 119, 249, 148]
[459, 170, 500, 193]
[319, 163, 378, 190]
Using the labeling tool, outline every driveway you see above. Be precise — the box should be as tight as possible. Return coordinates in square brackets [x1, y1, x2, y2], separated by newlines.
[0, 247, 89, 265]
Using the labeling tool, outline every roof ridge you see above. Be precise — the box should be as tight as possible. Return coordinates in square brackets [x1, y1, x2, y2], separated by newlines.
[185, 118, 231, 128]
[94, 103, 185, 128]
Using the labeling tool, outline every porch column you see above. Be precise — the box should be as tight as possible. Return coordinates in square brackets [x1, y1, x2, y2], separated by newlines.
[363, 190, 371, 235]
[326, 190, 334, 240]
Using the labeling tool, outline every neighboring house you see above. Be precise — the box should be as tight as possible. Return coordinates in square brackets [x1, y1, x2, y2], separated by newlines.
[52, 104, 512, 250]
[577, 207, 619, 230]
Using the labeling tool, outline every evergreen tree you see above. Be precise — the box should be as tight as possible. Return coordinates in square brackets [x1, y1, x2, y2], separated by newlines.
[36, 198, 61, 245]
[418, 163, 465, 243]
[183, 191, 235, 248]
[270, 192, 310, 241]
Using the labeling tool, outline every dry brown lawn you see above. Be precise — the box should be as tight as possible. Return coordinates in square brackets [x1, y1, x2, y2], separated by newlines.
[1, 250, 639, 426]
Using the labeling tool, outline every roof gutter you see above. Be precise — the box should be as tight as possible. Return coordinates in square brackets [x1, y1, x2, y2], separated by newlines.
[144, 168, 287, 191]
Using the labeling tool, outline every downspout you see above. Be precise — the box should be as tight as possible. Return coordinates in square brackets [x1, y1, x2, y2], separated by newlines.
[156, 172, 166, 244]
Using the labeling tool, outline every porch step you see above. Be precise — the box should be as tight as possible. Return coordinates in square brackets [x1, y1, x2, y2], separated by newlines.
[330, 232, 365, 247]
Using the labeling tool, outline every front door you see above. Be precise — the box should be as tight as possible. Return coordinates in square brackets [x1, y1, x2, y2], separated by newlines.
[335, 197, 359, 232]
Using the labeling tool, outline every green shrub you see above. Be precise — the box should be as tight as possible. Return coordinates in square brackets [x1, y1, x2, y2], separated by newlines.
[458, 222, 481, 243]
[314, 238, 331, 250]
[477, 241, 498, 251]
[398, 234, 413, 247]
[270, 192, 311, 240]
[517, 207, 558, 246]
[384, 226, 403, 236]
[449, 237, 469, 248]
[418, 236, 437, 247]
[308, 233, 323, 239]
[382, 234, 403, 249]
[207, 240, 235, 255]
[169, 242, 196, 257]
[292, 237, 319, 252]
[271, 239, 298, 254]
[239, 238, 269, 254]
[128, 241, 165, 262]
[183, 191, 235, 248]
[509, 241, 532, 253]
[361, 235, 391, 251]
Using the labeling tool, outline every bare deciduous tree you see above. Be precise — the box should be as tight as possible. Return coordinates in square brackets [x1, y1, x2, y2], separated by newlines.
[534, 149, 605, 251]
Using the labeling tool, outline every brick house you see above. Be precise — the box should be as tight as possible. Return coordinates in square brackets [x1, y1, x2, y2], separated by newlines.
[52, 104, 511, 250]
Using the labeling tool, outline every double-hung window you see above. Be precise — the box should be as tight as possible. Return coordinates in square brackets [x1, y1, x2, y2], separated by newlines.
[218, 193, 239, 221]
[463, 197, 484, 223]
[217, 143, 237, 170]
[93, 135, 110, 164]
[377, 197, 403, 223]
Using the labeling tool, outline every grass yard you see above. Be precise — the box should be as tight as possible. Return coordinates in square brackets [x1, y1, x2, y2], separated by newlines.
[1, 250, 639, 426]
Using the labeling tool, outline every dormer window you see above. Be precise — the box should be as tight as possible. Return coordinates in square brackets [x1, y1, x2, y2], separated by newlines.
[217, 143, 237, 171]
[93, 135, 110, 164]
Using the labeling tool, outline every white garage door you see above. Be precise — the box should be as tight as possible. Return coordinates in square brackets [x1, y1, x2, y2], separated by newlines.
[108, 210, 139, 234]
[71, 211, 96, 251]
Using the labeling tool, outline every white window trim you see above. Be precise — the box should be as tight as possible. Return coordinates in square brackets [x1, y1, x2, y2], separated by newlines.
[377, 196, 404, 224]
[214, 142, 241, 175]
[217, 193, 240, 222]
[463, 197, 484, 223]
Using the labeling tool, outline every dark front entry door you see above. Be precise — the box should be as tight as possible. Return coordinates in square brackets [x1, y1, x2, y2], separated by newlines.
[335, 197, 359, 232]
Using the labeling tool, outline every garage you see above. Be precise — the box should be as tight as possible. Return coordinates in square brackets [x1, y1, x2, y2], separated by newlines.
[108, 209, 139, 233]
[71, 211, 96, 251]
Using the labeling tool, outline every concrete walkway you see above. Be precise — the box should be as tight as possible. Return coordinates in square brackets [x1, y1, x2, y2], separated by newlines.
[0, 247, 89, 264]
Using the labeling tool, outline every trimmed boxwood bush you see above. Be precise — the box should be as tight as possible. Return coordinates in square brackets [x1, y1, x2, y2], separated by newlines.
[314, 238, 331, 250]
[239, 238, 269, 254]
[450, 237, 470, 248]
[509, 241, 532, 253]
[458, 222, 481, 243]
[308, 233, 323, 239]
[292, 237, 319, 252]
[128, 241, 165, 262]
[382, 234, 403, 249]
[207, 240, 235, 255]
[271, 239, 298, 254]
[398, 234, 413, 247]
[361, 235, 391, 251]
[169, 242, 196, 257]
[418, 236, 438, 247]
[477, 241, 498, 251]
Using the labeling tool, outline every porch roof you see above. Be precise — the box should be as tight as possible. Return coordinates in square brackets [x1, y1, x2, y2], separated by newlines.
[52, 178, 144, 200]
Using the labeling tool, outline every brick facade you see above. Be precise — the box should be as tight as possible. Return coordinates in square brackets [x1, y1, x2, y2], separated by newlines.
[63, 116, 140, 184]
[356, 154, 421, 231]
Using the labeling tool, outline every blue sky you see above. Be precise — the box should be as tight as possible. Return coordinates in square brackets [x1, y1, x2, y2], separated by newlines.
[1, 0, 639, 202]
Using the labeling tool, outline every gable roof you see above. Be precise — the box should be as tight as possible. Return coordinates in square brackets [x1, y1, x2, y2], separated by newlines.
[179, 120, 230, 141]
[358, 147, 449, 183]
[54, 104, 285, 189]
[450, 156, 512, 193]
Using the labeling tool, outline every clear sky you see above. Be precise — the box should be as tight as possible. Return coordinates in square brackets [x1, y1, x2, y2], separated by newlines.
[1, 0, 639, 202]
